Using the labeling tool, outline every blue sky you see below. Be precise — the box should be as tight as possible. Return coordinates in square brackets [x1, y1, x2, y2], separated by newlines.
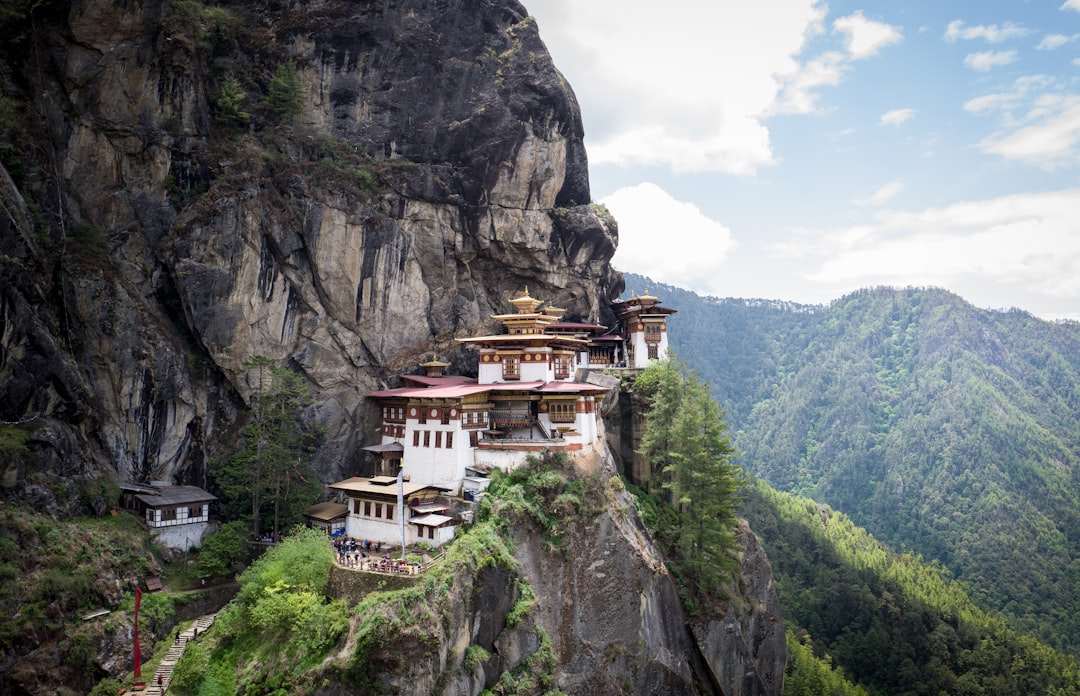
[524, 1, 1080, 319]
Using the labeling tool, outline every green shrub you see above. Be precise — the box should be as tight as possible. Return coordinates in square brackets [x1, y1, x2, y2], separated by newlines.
[262, 62, 302, 123]
[464, 644, 490, 668]
[196, 520, 251, 580]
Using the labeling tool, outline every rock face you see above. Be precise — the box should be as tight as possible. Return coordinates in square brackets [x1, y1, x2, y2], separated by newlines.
[0, 0, 619, 500]
[318, 453, 784, 696]
[0, 0, 785, 692]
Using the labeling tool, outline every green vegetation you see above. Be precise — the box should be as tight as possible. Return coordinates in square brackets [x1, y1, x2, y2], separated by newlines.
[214, 76, 250, 127]
[632, 357, 742, 613]
[172, 527, 347, 694]
[485, 451, 594, 553]
[627, 274, 1080, 653]
[175, 456, 585, 693]
[195, 520, 252, 581]
[743, 479, 1080, 695]
[211, 356, 322, 540]
[168, 0, 241, 51]
[0, 506, 167, 693]
[0, 424, 30, 465]
[262, 61, 303, 123]
[784, 630, 868, 696]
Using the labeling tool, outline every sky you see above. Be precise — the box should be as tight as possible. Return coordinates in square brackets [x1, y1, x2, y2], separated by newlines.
[524, 0, 1080, 320]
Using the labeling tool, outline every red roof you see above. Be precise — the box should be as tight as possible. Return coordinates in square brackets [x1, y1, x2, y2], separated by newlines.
[536, 382, 610, 394]
[400, 375, 476, 387]
[368, 380, 606, 400]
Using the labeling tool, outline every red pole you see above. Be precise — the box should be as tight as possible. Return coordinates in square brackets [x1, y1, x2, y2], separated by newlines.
[133, 587, 142, 679]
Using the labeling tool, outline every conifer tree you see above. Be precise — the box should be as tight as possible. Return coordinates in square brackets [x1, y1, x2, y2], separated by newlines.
[262, 61, 303, 123]
[635, 355, 743, 608]
[214, 75, 250, 127]
[212, 356, 321, 540]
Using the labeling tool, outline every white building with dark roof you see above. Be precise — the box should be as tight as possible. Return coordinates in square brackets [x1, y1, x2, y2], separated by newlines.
[121, 483, 217, 552]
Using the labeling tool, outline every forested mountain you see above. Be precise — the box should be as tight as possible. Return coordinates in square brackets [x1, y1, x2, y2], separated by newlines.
[742, 480, 1080, 695]
[622, 274, 1080, 652]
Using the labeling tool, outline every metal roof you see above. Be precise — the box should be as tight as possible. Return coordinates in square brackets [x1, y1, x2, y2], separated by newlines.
[362, 442, 404, 453]
[133, 485, 216, 507]
[410, 513, 454, 527]
[329, 477, 452, 496]
[304, 501, 348, 522]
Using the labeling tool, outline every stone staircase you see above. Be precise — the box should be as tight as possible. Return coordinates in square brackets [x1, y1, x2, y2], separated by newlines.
[143, 613, 217, 695]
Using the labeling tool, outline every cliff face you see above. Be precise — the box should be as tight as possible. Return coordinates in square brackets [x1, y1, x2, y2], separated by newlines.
[1, 0, 619, 499]
[318, 453, 784, 696]
[1, 0, 785, 691]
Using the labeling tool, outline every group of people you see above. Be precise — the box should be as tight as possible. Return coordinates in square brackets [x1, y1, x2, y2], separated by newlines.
[331, 536, 418, 574]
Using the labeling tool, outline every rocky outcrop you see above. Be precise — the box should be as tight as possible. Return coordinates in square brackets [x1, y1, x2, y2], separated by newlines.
[318, 452, 784, 696]
[0, 0, 619, 498]
[692, 520, 786, 696]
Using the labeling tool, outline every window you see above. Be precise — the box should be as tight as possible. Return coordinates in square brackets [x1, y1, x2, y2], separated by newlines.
[189, 505, 203, 518]
[386, 505, 393, 521]
[423, 431, 431, 447]
[434, 431, 442, 448]
[549, 401, 577, 423]
[374, 503, 382, 518]
[354, 500, 362, 514]
[502, 354, 520, 380]
[441, 409, 451, 425]
[470, 431, 479, 447]
[648, 344, 659, 360]
[445, 432, 453, 448]
[413, 430, 420, 447]
[364, 501, 371, 516]
[427, 526, 435, 539]
[554, 354, 571, 380]
[162, 507, 177, 521]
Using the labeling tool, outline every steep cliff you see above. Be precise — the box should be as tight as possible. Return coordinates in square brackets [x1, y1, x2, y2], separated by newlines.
[0, 0, 786, 692]
[0, 0, 619, 502]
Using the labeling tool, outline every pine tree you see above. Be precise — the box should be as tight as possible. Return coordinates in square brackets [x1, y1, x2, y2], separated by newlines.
[214, 75, 250, 127]
[262, 61, 303, 123]
[212, 356, 322, 539]
[635, 355, 743, 609]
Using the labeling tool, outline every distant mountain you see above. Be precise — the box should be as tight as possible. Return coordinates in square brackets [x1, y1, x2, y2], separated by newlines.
[623, 273, 1080, 652]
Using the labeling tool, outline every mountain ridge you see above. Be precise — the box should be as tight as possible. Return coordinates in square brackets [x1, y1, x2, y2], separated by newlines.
[624, 272, 1080, 652]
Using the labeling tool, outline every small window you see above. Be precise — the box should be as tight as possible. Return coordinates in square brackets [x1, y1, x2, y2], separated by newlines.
[364, 501, 371, 516]
[374, 503, 382, 519]
[434, 431, 442, 448]
[413, 430, 420, 447]
[502, 355, 520, 380]
[423, 431, 431, 447]
[386, 505, 393, 521]
[446, 431, 453, 448]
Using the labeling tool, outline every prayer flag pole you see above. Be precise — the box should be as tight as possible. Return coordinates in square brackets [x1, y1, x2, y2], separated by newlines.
[133, 586, 142, 679]
[397, 468, 406, 562]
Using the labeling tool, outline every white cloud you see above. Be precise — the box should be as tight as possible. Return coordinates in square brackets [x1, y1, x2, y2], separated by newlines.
[963, 75, 1054, 114]
[880, 108, 915, 126]
[944, 20, 1029, 43]
[526, 0, 831, 175]
[1037, 34, 1074, 50]
[855, 180, 905, 206]
[774, 190, 1080, 303]
[833, 11, 903, 59]
[770, 51, 847, 116]
[978, 95, 1080, 166]
[963, 50, 1018, 71]
[1062, 0, 1080, 12]
[604, 183, 737, 295]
